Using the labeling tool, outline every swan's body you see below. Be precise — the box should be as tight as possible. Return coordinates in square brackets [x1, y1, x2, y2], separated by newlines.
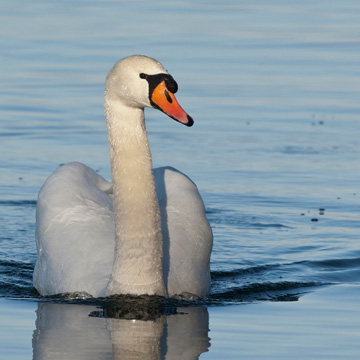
[33, 55, 213, 298]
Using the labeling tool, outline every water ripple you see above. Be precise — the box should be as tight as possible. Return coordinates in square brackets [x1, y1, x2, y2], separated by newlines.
[209, 281, 323, 303]
[0, 200, 37, 206]
[0, 259, 330, 305]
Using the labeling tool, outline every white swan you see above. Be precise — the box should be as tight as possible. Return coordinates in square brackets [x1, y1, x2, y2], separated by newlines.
[33, 55, 213, 298]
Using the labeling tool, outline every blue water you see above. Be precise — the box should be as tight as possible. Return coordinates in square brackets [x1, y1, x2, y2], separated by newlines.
[1, 0, 360, 359]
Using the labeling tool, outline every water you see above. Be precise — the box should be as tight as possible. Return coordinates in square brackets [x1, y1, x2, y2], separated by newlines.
[1, 0, 360, 358]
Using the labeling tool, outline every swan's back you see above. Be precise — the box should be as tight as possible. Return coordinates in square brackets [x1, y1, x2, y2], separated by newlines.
[34, 163, 212, 298]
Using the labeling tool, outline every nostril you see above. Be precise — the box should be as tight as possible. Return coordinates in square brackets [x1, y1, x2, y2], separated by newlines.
[164, 89, 173, 103]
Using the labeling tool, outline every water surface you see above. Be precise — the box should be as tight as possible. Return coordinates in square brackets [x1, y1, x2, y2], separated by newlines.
[1, 0, 360, 359]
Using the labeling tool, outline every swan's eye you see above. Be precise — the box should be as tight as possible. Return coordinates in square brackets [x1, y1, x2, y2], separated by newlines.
[139, 73, 147, 79]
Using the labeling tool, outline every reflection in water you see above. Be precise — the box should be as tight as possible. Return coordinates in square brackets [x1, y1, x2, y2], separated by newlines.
[32, 302, 210, 359]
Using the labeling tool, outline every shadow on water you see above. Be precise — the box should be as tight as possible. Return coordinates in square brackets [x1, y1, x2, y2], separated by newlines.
[32, 296, 210, 360]
[29, 279, 322, 360]
[28, 278, 325, 359]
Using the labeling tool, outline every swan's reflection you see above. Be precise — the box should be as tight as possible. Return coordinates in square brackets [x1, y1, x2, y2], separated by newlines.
[33, 301, 210, 359]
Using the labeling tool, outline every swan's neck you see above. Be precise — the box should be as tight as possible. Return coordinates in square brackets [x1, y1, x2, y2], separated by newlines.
[105, 99, 166, 296]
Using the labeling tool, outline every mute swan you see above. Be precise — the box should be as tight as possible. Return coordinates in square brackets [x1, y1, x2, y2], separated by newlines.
[33, 55, 213, 298]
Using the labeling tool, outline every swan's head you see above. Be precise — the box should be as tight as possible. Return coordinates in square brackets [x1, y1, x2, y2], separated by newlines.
[105, 55, 193, 127]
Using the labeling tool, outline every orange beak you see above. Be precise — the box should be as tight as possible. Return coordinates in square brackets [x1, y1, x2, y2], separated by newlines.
[151, 81, 194, 127]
